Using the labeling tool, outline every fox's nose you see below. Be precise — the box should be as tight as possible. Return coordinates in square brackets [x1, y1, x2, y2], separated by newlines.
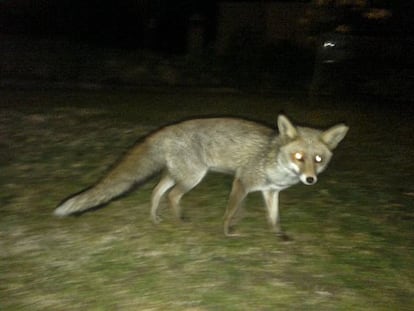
[300, 174, 317, 185]
[306, 176, 316, 185]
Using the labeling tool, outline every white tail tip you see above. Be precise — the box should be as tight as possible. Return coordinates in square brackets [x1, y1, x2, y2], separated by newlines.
[53, 197, 79, 217]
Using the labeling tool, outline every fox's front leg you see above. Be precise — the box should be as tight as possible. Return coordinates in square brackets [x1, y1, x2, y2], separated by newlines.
[262, 190, 280, 232]
[224, 178, 247, 237]
[262, 190, 289, 240]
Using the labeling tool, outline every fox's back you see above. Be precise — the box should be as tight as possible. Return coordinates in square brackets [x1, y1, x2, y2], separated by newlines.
[151, 118, 275, 171]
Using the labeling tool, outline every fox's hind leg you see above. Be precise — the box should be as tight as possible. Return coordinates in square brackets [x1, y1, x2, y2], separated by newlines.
[168, 186, 186, 221]
[168, 169, 207, 221]
[224, 178, 248, 237]
[151, 174, 175, 224]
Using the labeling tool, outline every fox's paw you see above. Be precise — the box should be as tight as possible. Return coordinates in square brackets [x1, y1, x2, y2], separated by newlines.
[276, 231, 292, 242]
[151, 215, 162, 224]
[224, 226, 245, 238]
[176, 215, 190, 223]
[225, 232, 245, 238]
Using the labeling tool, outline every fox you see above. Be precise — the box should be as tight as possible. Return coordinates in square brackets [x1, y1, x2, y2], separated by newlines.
[54, 115, 348, 238]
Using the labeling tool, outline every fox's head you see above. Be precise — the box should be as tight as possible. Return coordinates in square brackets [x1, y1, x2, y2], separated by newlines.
[277, 115, 349, 185]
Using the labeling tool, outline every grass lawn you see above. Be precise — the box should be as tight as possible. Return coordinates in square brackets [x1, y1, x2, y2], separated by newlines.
[1, 88, 413, 310]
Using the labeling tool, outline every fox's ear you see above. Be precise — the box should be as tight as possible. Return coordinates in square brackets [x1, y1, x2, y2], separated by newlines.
[277, 115, 298, 139]
[321, 124, 349, 150]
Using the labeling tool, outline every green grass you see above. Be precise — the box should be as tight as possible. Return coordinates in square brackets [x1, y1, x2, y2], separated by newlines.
[1, 89, 413, 310]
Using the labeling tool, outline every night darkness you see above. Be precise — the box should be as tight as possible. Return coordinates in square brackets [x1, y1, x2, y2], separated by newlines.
[0, 0, 218, 52]
[0, 0, 413, 90]
[1, 1, 413, 51]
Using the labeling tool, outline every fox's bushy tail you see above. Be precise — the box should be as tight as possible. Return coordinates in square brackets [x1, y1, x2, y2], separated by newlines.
[54, 141, 164, 217]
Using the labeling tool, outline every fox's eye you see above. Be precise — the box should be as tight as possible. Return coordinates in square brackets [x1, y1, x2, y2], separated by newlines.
[315, 155, 322, 163]
[294, 152, 304, 161]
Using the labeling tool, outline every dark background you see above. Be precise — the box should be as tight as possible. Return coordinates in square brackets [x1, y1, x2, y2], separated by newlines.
[0, 0, 413, 96]
[0, 0, 218, 52]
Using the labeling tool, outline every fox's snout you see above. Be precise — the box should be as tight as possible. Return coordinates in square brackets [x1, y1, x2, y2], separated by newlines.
[300, 174, 317, 185]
